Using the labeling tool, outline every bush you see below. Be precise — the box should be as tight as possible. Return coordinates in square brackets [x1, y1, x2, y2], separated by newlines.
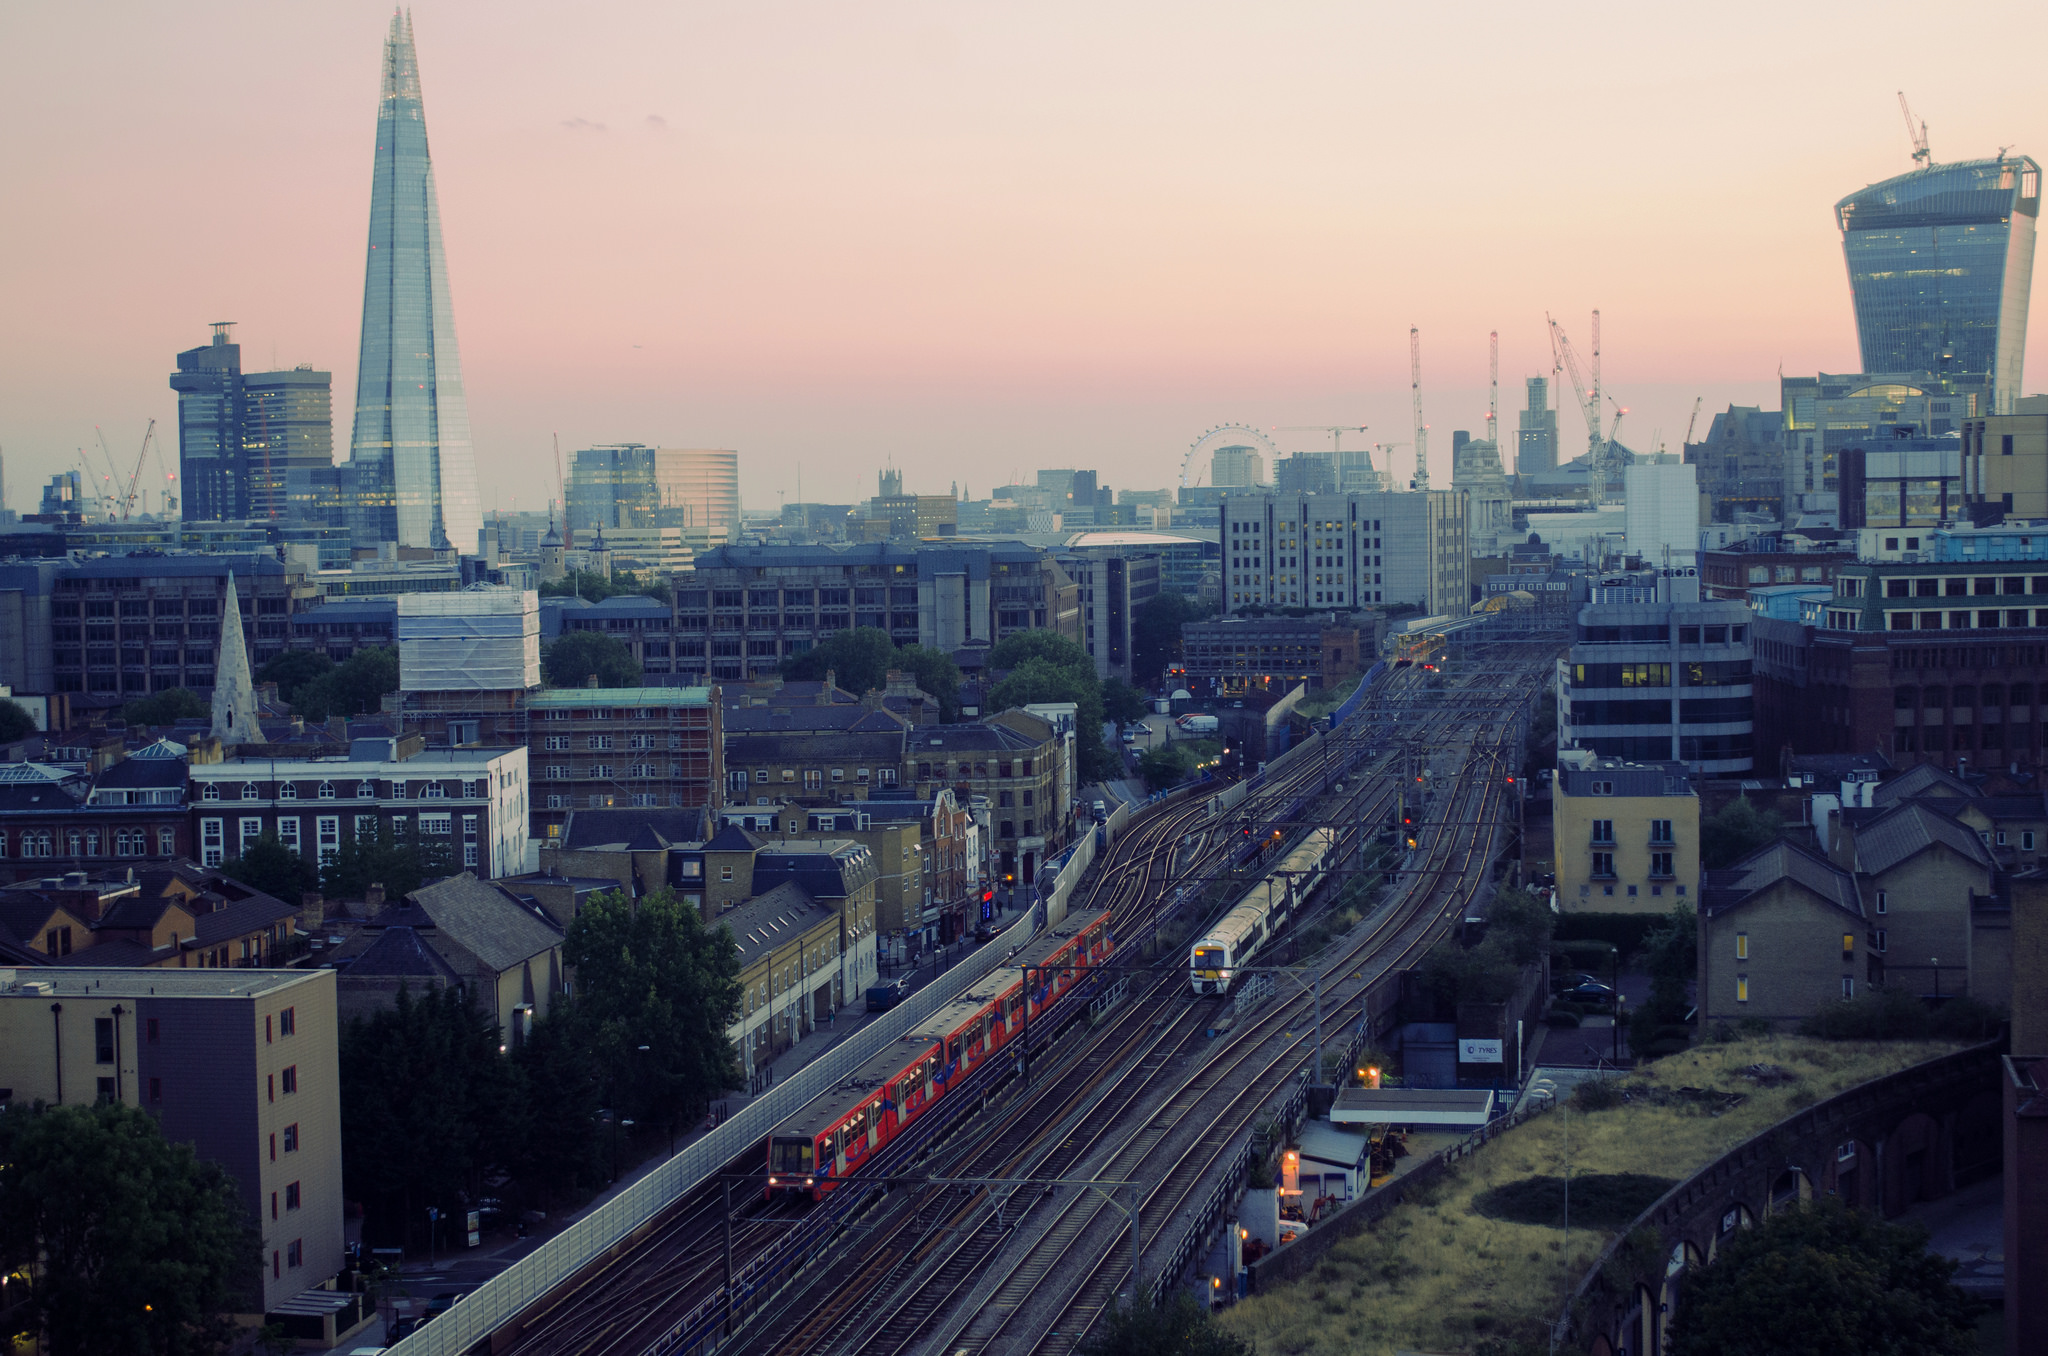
[1799, 988, 2004, 1042]
[1552, 913, 1661, 961]
[1570, 1078, 1625, 1112]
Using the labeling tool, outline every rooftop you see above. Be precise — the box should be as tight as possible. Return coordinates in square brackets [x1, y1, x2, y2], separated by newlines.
[0, 967, 328, 999]
[526, 687, 711, 709]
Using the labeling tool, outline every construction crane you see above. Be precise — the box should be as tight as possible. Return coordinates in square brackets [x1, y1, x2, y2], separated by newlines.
[151, 426, 178, 517]
[1547, 311, 1612, 506]
[1898, 92, 1931, 168]
[1486, 330, 1499, 449]
[552, 433, 573, 549]
[1682, 396, 1704, 449]
[1275, 426, 1369, 455]
[113, 420, 160, 521]
[1606, 396, 1629, 463]
[1409, 326, 1429, 493]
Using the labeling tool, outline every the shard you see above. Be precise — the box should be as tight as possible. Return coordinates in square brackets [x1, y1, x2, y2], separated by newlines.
[346, 9, 483, 550]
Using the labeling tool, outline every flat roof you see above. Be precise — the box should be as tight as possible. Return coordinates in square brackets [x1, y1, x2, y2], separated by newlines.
[526, 687, 711, 708]
[0, 967, 328, 1000]
[1331, 1087, 1495, 1127]
[193, 748, 517, 773]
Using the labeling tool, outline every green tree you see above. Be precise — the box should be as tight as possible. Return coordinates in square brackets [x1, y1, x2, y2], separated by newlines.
[320, 824, 459, 901]
[541, 631, 642, 689]
[987, 631, 1119, 782]
[1101, 676, 1149, 726]
[563, 888, 744, 1147]
[538, 569, 670, 604]
[0, 697, 36, 743]
[1076, 1294, 1251, 1356]
[120, 687, 208, 729]
[779, 627, 900, 696]
[255, 649, 335, 704]
[1136, 744, 1189, 792]
[1700, 796, 1784, 870]
[339, 985, 523, 1248]
[893, 644, 964, 721]
[1628, 905, 1698, 1058]
[506, 1011, 608, 1197]
[220, 831, 320, 902]
[292, 646, 401, 722]
[1668, 1198, 1980, 1356]
[1130, 592, 1214, 688]
[0, 1101, 258, 1356]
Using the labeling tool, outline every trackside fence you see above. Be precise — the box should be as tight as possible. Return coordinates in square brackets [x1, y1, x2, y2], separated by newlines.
[387, 906, 1052, 1356]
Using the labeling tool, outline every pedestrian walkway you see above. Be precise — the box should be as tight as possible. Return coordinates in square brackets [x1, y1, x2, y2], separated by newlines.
[1902, 1174, 2004, 1299]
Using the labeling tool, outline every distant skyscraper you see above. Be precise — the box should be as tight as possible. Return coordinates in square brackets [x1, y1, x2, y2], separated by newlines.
[170, 323, 243, 522]
[345, 10, 482, 550]
[170, 324, 333, 522]
[1209, 445, 1265, 488]
[566, 445, 740, 541]
[1836, 154, 2040, 412]
[1517, 377, 1559, 476]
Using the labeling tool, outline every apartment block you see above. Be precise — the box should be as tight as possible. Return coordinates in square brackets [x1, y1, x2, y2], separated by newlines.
[1218, 490, 1467, 618]
[528, 686, 721, 841]
[0, 966, 344, 1314]
[1552, 751, 1700, 914]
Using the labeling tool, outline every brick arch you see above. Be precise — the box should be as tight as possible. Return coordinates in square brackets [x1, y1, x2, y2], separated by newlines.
[1822, 1135, 1875, 1207]
[1704, 1200, 1755, 1263]
[1881, 1111, 1946, 1215]
[1657, 1241, 1702, 1355]
[1951, 1088, 2001, 1187]
[1768, 1166, 1813, 1212]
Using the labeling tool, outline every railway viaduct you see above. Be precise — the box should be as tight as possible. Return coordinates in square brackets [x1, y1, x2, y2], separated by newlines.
[1557, 1039, 2004, 1356]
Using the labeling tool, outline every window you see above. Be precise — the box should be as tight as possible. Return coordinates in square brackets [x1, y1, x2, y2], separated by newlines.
[1650, 852, 1674, 878]
[241, 782, 259, 801]
[1590, 780, 1613, 795]
[1649, 819, 1673, 844]
[201, 817, 224, 867]
[202, 782, 221, 801]
[286, 1182, 300, 1211]
[95, 1017, 116, 1064]
[1736, 975, 1749, 1003]
[1590, 819, 1614, 844]
[286, 1239, 303, 1269]
[721, 864, 733, 881]
[356, 781, 374, 799]
[1841, 933, 1855, 961]
[316, 816, 340, 867]
[279, 1007, 295, 1036]
[278, 781, 297, 800]
[1841, 977, 1855, 999]
[1735, 932, 1748, 960]
[149, 1077, 162, 1104]
[1874, 890, 1887, 915]
[2026, 832, 2037, 852]
[159, 827, 177, 856]
[1873, 929, 1887, 953]
[269, 1133, 277, 1161]
[1590, 851, 1615, 878]
[282, 1123, 298, 1152]
[146, 1017, 159, 1043]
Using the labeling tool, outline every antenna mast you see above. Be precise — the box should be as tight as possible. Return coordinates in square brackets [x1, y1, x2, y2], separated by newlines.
[1409, 326, 1429, 493]
[1487, 330, 1499, 449]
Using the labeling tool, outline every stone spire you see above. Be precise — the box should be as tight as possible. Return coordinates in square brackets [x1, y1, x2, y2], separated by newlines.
[210, 571, 263, 744]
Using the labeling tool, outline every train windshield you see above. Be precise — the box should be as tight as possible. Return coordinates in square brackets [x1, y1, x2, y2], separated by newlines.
[1194, 947, 1224, 969]
[769, 1137, 813, 1172]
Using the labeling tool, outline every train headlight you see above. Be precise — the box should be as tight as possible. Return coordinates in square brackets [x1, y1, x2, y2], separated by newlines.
[805, 1177, 815, 1186]
[769, 1176, 779, 1186]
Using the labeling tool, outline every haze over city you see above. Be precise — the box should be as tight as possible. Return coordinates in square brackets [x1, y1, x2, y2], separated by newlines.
[4, 0, 2046, 508]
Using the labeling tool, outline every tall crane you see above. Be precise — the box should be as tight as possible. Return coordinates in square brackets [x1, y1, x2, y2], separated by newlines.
[1275, 426, 1369, 455]
[552, 433, 573, 549]
[1898, 92, 1930, 168]
[1486, 330, 1499, 449]
[114, 420, 160, 521]
[1682, 396, 1704, 449]
[1547, 312, 1613, 506]
[1409, 326, 1429, 493]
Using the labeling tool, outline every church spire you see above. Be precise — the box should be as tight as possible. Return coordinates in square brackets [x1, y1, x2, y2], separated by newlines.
[210, 571, 263, 745]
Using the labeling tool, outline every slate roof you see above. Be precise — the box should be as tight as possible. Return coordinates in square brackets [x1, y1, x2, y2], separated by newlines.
[45, 938, 159, 967]
[189, 888, 301, 948]
[1873, 763, 1975, 805]
[93, 758, 189, 790]
[384, 872, 564, 974]
[722, 706, 909, 734]
[97, 893, 182, 931]
[1852, 801, 1995, 875]
[1703, 839, 1863, 920]
[343, 925, 464, 982]
[716, 880, 836, 966]
[559, 807, 713, 852]
[724, 730, 908, 763]
[703, 822, 765, 853]
[0, 897, 70, 946]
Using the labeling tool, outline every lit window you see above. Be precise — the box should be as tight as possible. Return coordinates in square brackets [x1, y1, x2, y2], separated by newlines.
[1736, 975, 1749, 1003]
[1735, 932, 1748, 960]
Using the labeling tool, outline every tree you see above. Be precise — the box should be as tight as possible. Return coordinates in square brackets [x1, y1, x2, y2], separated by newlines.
[541, 631, 642, 689]
[1700, 796, 1784, 870]
[1130, 593, 1214, 689]
[320, 824, 458, 901]
[538, 569, 671, 605]
[1077, 1294, 1251, 1356]
[779, 627, 899, 696]
[0, 697, 35, 743]
[1137, 744, 1190, 792]
[1668, 1198, 1980, 1356]
[987, 632, 1120, 783]
[506, 1011, 607, 1197]
[339, 985, 522, 1247]
[292, 647, 401, 722]
[1629, 904, 1698, 1058]
[220, 831, 319, 903]
[120, 687, 207, 730]
[563, 888, 744, 1147]
[255, 650, 334, 705]
[1101, 676, 1149, 726]
[0, 1101, 258, 1356]
[894, 644, 963, 722]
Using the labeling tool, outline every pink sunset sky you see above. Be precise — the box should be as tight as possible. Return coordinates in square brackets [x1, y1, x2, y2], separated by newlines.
[4, 1, 2046, 516]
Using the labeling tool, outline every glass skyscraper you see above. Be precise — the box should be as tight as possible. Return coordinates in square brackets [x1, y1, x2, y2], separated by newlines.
[1836, 155, 2041, 412]
[346, 10, 483, 550]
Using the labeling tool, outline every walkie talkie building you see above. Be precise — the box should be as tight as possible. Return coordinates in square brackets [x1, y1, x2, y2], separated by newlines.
[1836, 155, 2040, 413]
[346, 10, 484, 550]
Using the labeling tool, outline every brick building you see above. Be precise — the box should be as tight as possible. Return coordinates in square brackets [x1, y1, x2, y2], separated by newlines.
[1180, 613, 1384, 693]
[527, 686, 721, 840]
[0, 748, 193, 884]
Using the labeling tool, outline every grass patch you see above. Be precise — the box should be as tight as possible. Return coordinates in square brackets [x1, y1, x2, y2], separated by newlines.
[1217, 1035, 1963, 1356]
[1471, 1173, 1676, 1230]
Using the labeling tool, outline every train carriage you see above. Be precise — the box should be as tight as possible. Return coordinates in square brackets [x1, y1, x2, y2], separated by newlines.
[905, 987, 1008, 1084]
[765, 1040, 942, 1199]
[1190, 828, 1335, 994]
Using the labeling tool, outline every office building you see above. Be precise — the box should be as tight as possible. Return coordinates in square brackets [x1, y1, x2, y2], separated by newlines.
[1180, 613, 1380, 693]
[1836, 441, 1965, 529]
[343, 12, 483, 551]
[0, 967, 347, 1316]
[1209, 445, 1266, 489]
[38, 471, 85, 519]
[187, 737, 529, 879]
[1273, 454, 1337, 496]
[527, 686, 721, 840]
[1836, 154, 2040, 412]
[1517, 376, 1560, 477]
[1057, 549, 1160, 682]
[1218, 490, 1468, 618]
[1684, 404, 1784, 520]
[1552, 750, 1699, 913]
[1560, 586, 1756, 773]
[170, 327, 334, 525]
[1778, 371, 1978, 512]
[1963, 396, 2048, 520]
[1453, 436, 1511, 556]
[1700, 534, 1854, 603]
[565, 445, 740, 542]
[1064, 529, 1220, 602]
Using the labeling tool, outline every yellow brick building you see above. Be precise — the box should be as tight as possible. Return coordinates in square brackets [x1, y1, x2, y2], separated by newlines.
[1553, 751, 1700, 914]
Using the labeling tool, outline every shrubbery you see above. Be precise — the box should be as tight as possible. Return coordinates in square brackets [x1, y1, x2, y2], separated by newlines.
[1798, 987, 2003, 1042]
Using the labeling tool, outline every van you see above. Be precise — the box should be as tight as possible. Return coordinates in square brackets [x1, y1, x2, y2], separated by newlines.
[866, 975, 912, 1011]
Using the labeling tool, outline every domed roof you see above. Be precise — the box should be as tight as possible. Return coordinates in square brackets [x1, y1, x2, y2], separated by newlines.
[540, 521, 562, 547]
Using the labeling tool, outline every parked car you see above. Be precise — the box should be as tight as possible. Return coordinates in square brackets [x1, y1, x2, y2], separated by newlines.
[866, 975, 913, 1011]
[1091, 799, 1107, 823]
[423, 1293, 466, 1320]
[1559, 981, 1617, 1007]
[1551, 971, 1601, 992]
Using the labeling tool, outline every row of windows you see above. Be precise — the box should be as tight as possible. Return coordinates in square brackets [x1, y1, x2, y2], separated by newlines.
[1887, 608, 2048, 631]
[1588, 819, 1675, 844]
[1571, 661, 1753, 688]
[198, 779, 485, 802]
[1893, 682, 2037, 708]
[1877, 575, 2044, 599]
[0, 827, 177, 858]
[1588, 850, 1675, 878]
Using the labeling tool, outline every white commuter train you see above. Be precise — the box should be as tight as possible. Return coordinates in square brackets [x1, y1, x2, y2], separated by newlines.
[1189, 828, 1337, 995]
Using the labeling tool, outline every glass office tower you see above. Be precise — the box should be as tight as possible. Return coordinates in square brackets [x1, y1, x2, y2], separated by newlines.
[346, 11, 483, 550]
[1836, 155, 2041, 412]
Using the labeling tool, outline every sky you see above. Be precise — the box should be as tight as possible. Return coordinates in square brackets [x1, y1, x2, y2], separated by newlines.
[4, 1, 2047, 518]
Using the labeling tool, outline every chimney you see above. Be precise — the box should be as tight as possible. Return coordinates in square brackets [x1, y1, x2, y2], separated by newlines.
[822, 669, 836, 702]
[364, 883, 386, 911]
[585, 674, 600, 689]
[299, 892, 325, 931]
